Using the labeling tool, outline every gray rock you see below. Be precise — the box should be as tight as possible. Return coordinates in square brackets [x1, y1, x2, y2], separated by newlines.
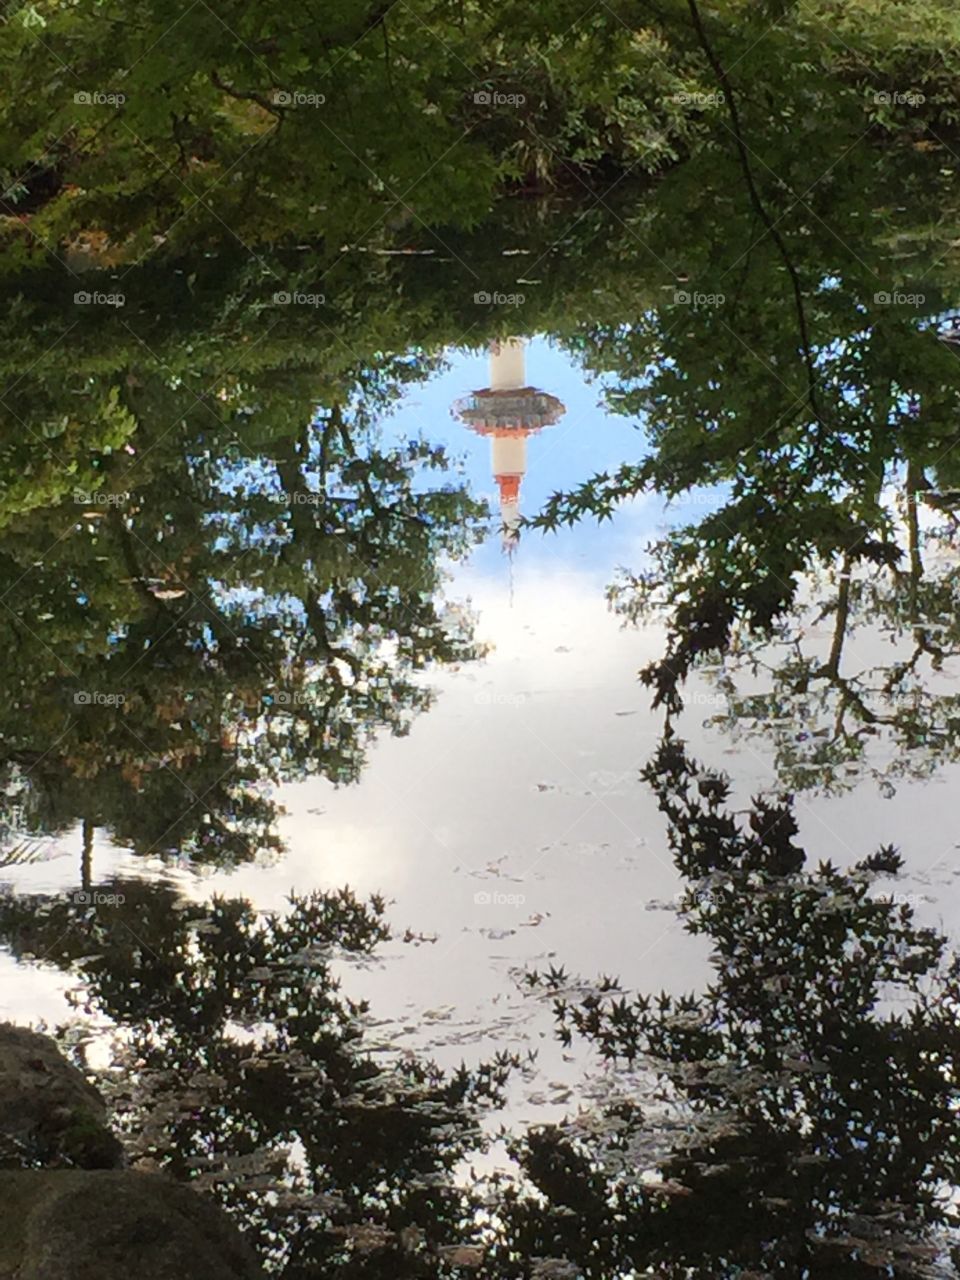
[0, 1026, 263, 1278]
[0, 1170, 264, 1279]
[0, 1023, 122, 1169]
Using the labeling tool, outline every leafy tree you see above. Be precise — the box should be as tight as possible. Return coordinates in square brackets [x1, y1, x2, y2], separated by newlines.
[0, 350, 485, 870]
[0, 877, 514, 1277]
[521, 1, 960, 783]
[489, 736, 960, 1277]
[696, 489, 960, 794]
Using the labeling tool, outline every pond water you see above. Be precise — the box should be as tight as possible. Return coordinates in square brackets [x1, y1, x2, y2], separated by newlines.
[5, 338, 960, 1149]
[5, 6, 960, 1273]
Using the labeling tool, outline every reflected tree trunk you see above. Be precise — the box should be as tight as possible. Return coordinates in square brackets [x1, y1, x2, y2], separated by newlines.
[826, 552, 851, 680]
[81, 816, 94, 891]
[905, 461, 924, 628]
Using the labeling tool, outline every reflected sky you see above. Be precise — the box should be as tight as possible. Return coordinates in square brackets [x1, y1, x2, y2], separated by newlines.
[3, 340, 960, 1133]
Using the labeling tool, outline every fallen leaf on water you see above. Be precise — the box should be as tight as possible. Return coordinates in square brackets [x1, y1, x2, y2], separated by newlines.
[440, 1246, 484, 1267]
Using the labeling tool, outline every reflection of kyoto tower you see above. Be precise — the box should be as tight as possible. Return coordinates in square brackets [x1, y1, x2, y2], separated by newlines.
[454, 339, 565, 552]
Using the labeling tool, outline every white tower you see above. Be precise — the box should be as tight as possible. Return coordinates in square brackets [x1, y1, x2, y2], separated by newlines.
[454, 338, 565, 552]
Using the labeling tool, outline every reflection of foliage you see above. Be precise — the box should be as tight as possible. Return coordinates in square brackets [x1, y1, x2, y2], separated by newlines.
[683, 489, 960, 794]
[0, 879, 513, 1278]
[0, 351, 485, 869]
[0, 0, 709, 261]
[519, 3, 960, 794]
[3, 738, 960, 1276]
[5, 3, 960, 1273]
[488, 737, 960, 1278]
[1, 0, 959, 264]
